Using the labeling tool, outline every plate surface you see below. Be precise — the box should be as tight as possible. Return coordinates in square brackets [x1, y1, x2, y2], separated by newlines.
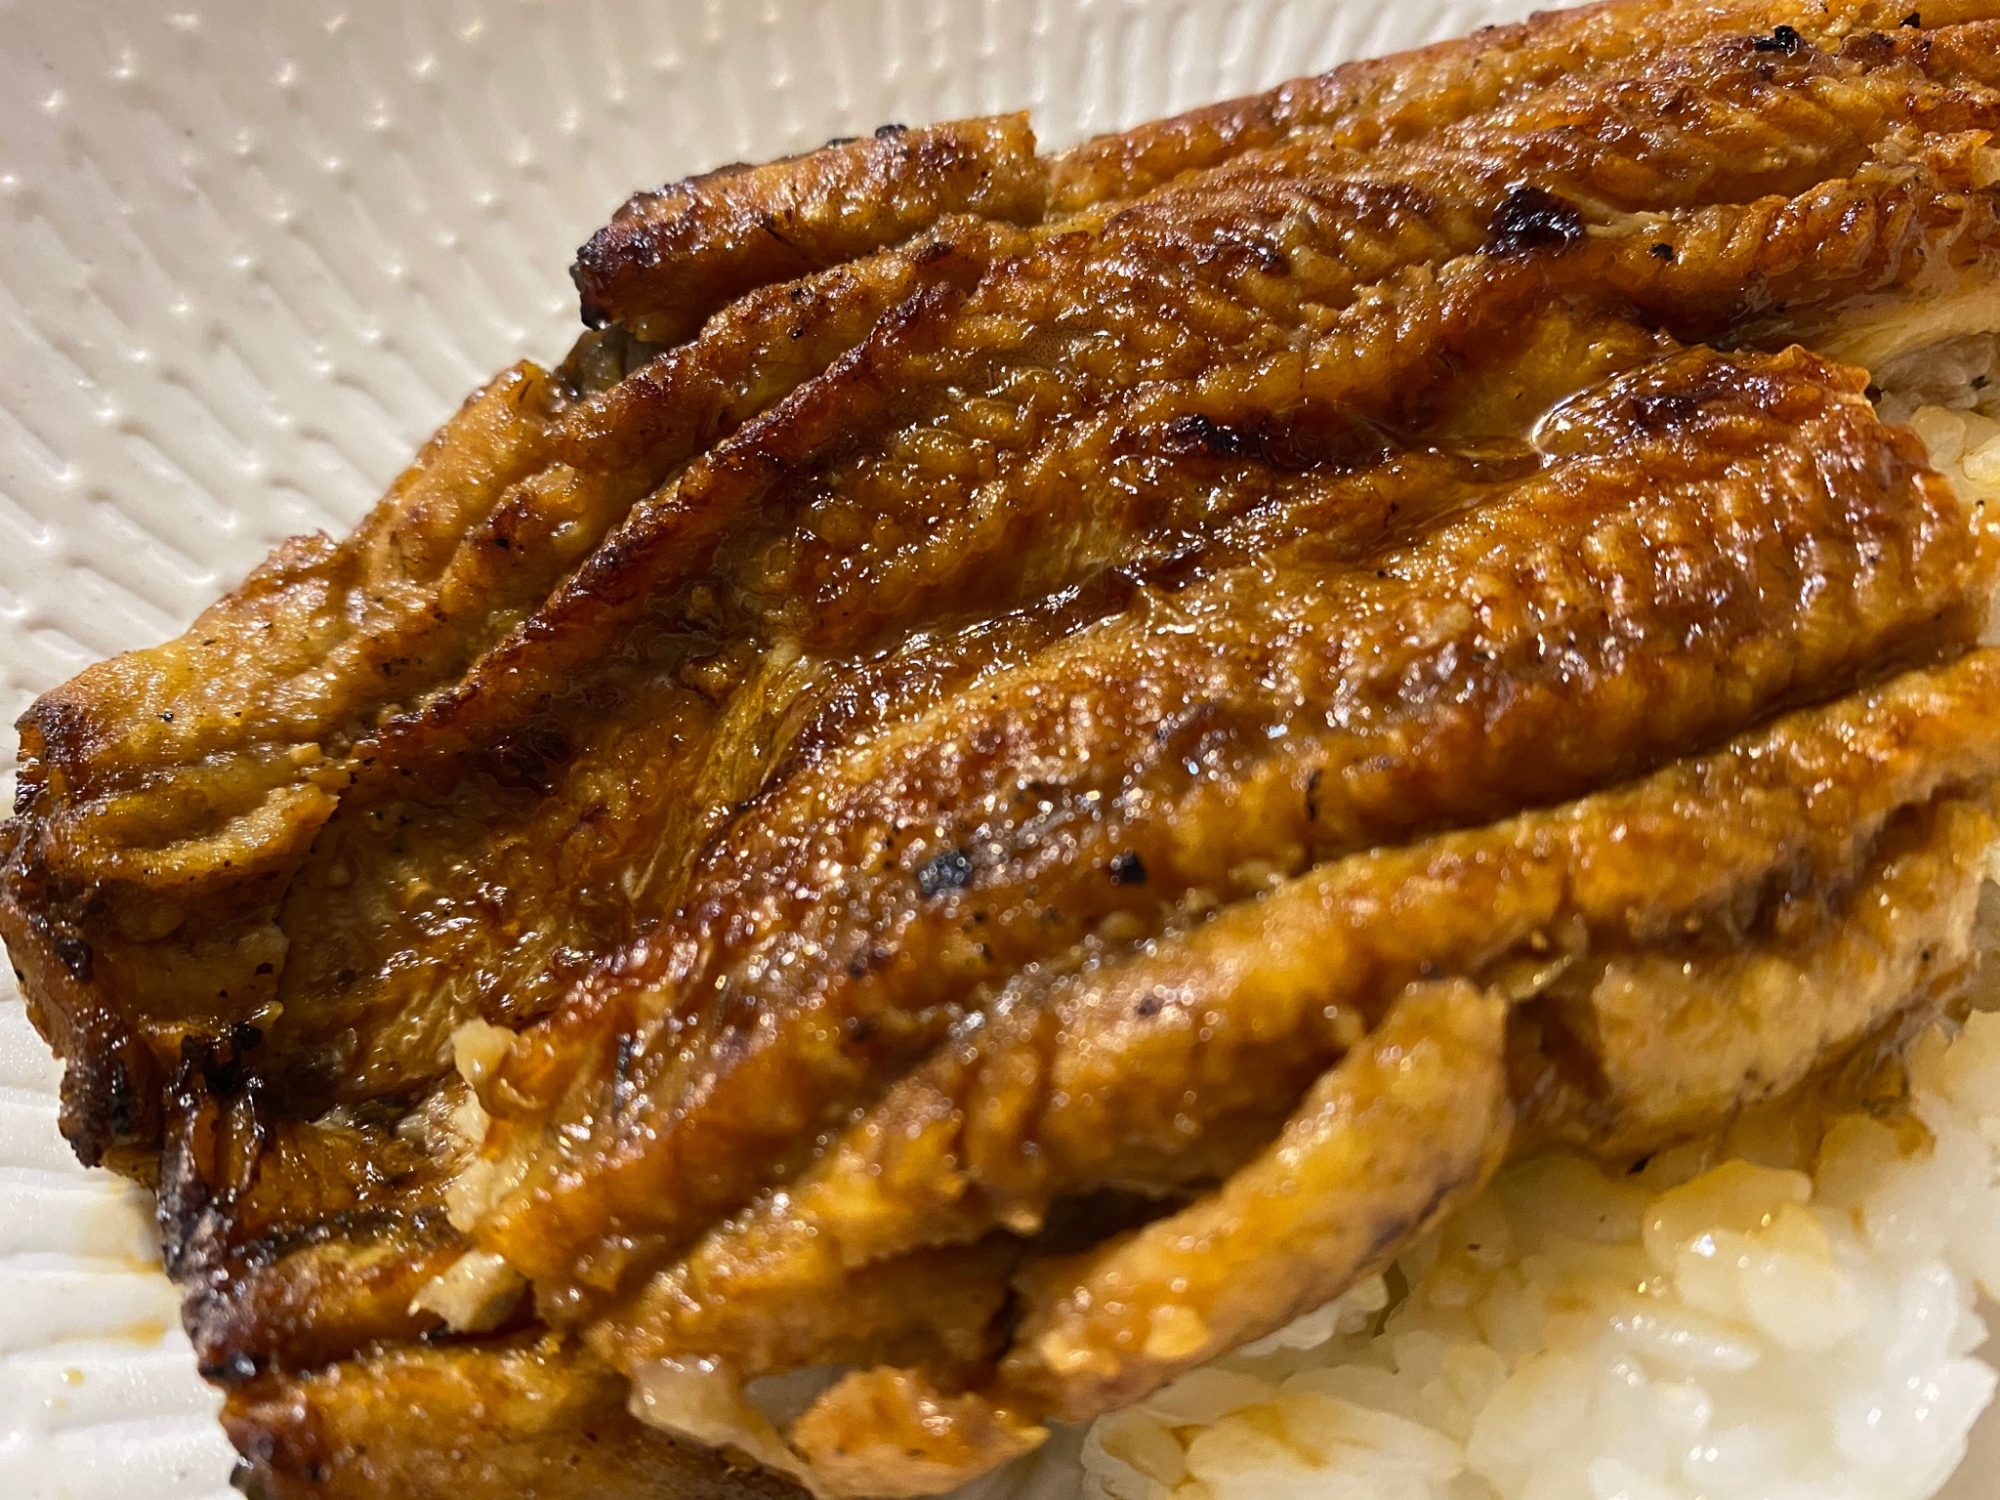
[0, 2, 1994, 1496]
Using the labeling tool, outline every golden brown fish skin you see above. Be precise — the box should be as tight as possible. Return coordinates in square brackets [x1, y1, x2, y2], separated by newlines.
[472, 338, 1991, 1311]
[152, 1027, 479, 1379]
[0, 362, 556, 1163]
[357, 222, 1013, 774]
[7, 2, 2000, 1495]
[997, 979, 1513, 1419]
[572, 114, 1049, 341]
[285, 8, 2000, 1112]
[1048, 0, 2000, 210]
[0, 232, 1000, 1159]
[254, 254, 1013, 1107]
[750, 785, 2000, 1487]
[31, 4, 2000, 1156]
[1907, 17, 2000, 83]
[225, 1338, 806, 1500]
[619, 786, 2000, 1497]
[540, 92, 2000, 780]
[581, 0, 1810, 337]
[757, 981, 1508, 1498]
[785, 1368, 1046, 1500]
[7, 0, 1992, 1160]
[989, 793, 1999, 1427]
[1093, 18, 2000, 263]
[182, 1218, 466, 1382]
[1545, 794, 2000, 1156]
[595, 649, 2000, 1386]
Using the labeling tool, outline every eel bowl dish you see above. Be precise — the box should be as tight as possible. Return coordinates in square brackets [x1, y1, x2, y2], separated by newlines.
[7, 0, 2000, 1495]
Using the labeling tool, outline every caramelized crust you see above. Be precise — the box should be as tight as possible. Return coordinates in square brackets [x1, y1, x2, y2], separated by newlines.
[8, 1, 2000, 1495]
[474, 339, 1990, 1311]
[593, 652, 2000, 1395]
[224, 1338, 805, 1500]
[572, 115, 1048, 342]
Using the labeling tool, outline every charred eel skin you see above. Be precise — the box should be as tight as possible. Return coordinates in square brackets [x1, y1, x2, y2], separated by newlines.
[8, 1, 2000, 1495]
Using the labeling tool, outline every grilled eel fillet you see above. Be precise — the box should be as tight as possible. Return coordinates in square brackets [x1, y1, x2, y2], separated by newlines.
[8, 0, 2000, 1493]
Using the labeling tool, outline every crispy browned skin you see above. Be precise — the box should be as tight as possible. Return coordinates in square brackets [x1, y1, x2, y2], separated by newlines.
[596, 653, 2000, 1402]
[474, 334, 1986, 1307]
[223, 1337, 806, 1500]
[572, 114, 1048, 343]
[9, 0, 2000, 1496]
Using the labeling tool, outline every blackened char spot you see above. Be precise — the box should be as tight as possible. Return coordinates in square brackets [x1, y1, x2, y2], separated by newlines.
[200, 1352, 262, 1384]
[1156, 402, 1385, 476]
[193, 1032, 251, 1101]
[476, 724, 578, 793]
[1629, 383, 1724, 430]
[91, 1056, 139, 1152]
[57, 1008, 161, 1168]
[1484, 187, 1585, 257]
[759, 211, 800, 251]
[1108, 851, 1148, 886]
[1903, 10, 1922, 23]
[1162, 413, 1266, 461]
[52, 934, 93, 982]
[917, 847, 975, 897]
[101, 1059, 139, 1138]
[874, 122, 908, 138]
[1752, 23, 1805, 52]
[201, 1055, 241, 1099]
[201, 1351, 264, 1384]
[571, 259, 613, 331]
[1630, 391, 1700, 427]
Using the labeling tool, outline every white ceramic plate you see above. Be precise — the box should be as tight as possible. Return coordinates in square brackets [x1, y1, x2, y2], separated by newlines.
[1, 2, 1995, 1496]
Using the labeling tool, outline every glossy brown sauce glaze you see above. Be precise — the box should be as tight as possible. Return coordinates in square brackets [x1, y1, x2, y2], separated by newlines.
[7, 0, 2000, 1495]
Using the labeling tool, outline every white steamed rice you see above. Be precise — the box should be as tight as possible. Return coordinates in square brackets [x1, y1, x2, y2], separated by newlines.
[1073, 1008, 2000, 1500]
[1877, 335, 2000, 543]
